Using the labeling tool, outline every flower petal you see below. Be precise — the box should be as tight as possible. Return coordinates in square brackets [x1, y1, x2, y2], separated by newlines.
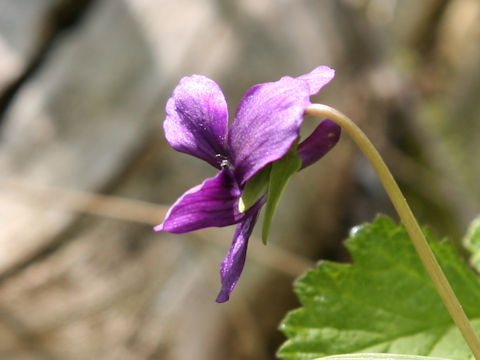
[228, 76, 311, 186]
[164, 75, 229, 168]
[216, 210, 260, 303]
[298, 119, 341, 170]
[297, 65, 335, 95]
[154, 168, 242, 233]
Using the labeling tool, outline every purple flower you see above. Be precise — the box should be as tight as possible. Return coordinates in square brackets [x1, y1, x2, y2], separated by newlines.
[155, 66, 340, 302]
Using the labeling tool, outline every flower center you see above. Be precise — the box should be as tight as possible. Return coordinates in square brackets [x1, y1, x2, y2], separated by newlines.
[216, 154, 234, 170]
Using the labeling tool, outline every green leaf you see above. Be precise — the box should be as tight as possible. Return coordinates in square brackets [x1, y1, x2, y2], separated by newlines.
[278, 215, 480, 360]
[238, 165, 271, 213]
[262, 145, 302, 244]
[464, 216, 480, 273]
[319, 354, 453, 360]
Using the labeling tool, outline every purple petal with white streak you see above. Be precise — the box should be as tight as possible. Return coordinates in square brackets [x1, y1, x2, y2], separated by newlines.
[164, 75, 229, 168]
[298, 119, 341, 170]
[228, 76, 311, 186]
[216, 209, 260, 303]
[154, 168, 242, 233]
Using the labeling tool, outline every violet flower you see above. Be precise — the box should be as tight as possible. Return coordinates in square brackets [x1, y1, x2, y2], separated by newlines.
[155, 66, 340, 302]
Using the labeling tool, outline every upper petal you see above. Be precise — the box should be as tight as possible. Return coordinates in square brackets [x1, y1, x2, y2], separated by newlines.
[297, 65, 335, 96]
[298, 119, 341, 170]
[154, 168, 242, 233]
[228, 76, 311, 186]
[216, 209, 260, 303]
[164, 75, 229, 168]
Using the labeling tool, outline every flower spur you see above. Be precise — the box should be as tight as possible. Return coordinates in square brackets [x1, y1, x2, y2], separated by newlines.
[155, 66, 340, 302]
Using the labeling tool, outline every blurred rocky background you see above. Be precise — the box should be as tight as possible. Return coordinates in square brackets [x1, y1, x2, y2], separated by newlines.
[0, 0, 479, 359]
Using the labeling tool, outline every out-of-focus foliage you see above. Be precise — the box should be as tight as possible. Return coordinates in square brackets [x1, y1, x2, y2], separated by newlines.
[464, 216, 480, 273]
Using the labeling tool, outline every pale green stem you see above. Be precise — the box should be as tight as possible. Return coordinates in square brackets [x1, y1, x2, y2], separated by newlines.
[305, 104, 480, 359]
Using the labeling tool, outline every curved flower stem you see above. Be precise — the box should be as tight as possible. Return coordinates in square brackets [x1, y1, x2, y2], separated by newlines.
[305, 103, 480, 359]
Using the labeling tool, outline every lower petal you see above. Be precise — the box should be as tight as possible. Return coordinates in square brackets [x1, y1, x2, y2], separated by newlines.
[154, 168, 242, 233]
[297, 119, 341, 170]
[216, 210, 260, 303]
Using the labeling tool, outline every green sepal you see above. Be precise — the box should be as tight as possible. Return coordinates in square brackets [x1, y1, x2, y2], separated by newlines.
[262, 143, 302, 244]
[238, 165, 271, 213]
